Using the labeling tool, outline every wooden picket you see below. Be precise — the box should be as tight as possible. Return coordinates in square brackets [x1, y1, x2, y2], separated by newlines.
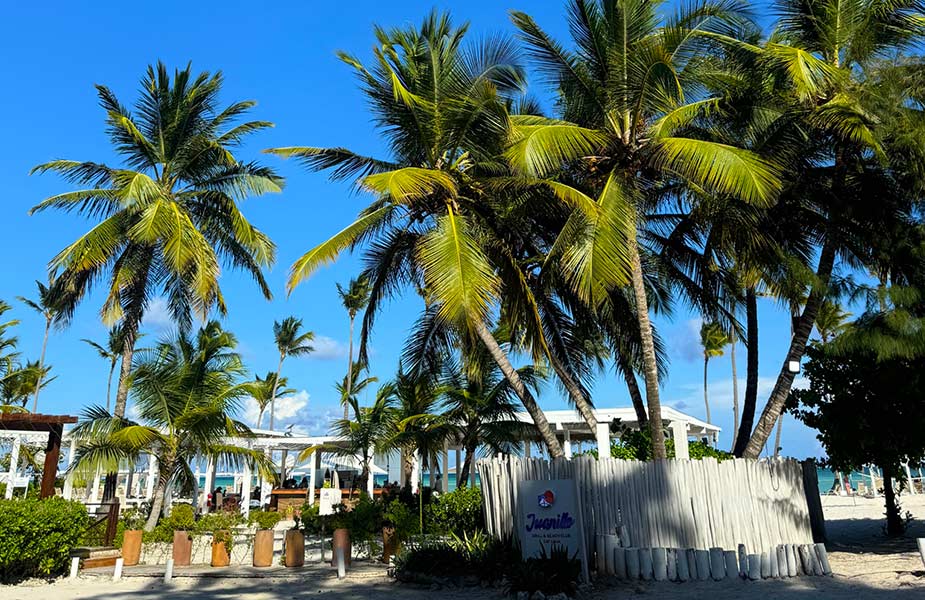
[476, 456, 815, 551]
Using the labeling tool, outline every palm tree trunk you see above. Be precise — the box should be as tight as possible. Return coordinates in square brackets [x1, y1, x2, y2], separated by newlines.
[31, 317, 51, 413]
[256, 408, 264, 429]
[882, 464, 904, 536]
[269, 353, 284, 431]
[105, 358, 118, 413]
[546, 351, 597, 430]
[628, 242, 666, 459]
[345, 314, 355, 421]
[458, 445, 475, 489]
[730, 332, 739, 451]
[144, 469, 171, 531]
[473, 320, 563, 459]
[741, 242, 837, 459]
[103, 318, 139, 501]
[617, 352, 648, 427]
[703, 356, 711, 423]
[734, 288, 759, 456]
[401, 449, 413, 489]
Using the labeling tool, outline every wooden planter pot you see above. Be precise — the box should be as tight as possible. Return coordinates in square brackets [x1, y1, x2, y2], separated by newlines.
[211, 531, 231, 567]
[382, 526, 398, 564]
[172, 530, 193, 566]
[331, 528, 351, 567]
[122, 530, 143, 566]
[284, 530, 305, 567]
[253, 529, 275, 567]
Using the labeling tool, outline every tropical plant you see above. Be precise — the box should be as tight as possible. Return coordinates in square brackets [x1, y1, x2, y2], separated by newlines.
[337, 275, 371, 419]
[815, 300, 852, 344]
[387, 367, 451, 488]
[247, 371, 295, 429]
[16, 277, 69, 412]
[270, 317, 314, 429]
[67, 321, 276, 530]
[699, 321, 729, 424]
[267, 11, 568, 457]
[30, 62, 282, 428]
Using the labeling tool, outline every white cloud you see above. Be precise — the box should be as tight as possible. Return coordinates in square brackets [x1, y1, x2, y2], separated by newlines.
[243, 390, 310, 428]
[672, 317, 704, 363]
[668, 376, 779, 416]
[307, 335, 349, 361]
[142, 297, 173, 330]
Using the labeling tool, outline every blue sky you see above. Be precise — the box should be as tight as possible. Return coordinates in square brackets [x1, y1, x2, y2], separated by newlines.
[0, 1, 825, 458]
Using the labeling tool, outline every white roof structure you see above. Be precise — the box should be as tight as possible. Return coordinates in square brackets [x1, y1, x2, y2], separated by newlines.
[512, 405, 720, 441]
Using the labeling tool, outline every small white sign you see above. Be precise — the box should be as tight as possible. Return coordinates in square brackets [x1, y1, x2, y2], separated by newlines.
[517, 479, 588, 580]
[318, 488, 342, 516]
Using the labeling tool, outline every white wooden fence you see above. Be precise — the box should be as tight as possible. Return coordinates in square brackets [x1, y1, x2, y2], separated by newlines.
[476, 456, 814, 553]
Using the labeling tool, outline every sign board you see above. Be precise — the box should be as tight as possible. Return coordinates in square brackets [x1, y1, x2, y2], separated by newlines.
[517, 479, 588, 580]
[318, 488, 342, 516]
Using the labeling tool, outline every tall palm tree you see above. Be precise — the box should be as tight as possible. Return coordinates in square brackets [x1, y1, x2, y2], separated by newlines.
[68, 322, 275, 530]
[30, 62, 282, 428]
[509, 0, 781, 457]
[268, 12, 567, 457]
[815, 300, 852, 344]
[17, 278, 68, 412]
[81, 327, 136, 412]
[270, 317, 314, 430]
[699, 322, 728, 424]
[336, 276, 371, 419]
[247, 372, 295, 429]
[387, 367, 451, 487]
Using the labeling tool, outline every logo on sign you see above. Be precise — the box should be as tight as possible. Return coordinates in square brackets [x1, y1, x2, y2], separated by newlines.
[537, 489, 555, 508]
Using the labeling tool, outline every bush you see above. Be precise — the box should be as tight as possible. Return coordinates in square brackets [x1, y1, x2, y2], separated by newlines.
[194, 510, 243, 535]
[383, 499, 418, 542]
[392, 532, 513, 583]
[508, 543, 581, 597]
[112, 508, 148, 548]
[0, 497, 89, 582]
[426, 486, 484, 534]
[249, 510, 283, 531]
[144, 503, 196, 544]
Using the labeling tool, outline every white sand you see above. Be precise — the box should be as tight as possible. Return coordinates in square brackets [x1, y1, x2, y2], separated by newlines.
[4, 494, 924, 599]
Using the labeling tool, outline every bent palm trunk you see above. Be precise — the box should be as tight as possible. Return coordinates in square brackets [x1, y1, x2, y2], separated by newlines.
[32, 317, 51, 413]
[734, 288, 759, 456]
[703, 356, 711, 423]
[105, 319, 139, 501]
[730, 332, 739, 451]
[144, 470, 171, 531]
[617, 352, 648, 427]
[474, 321, 563, 458]
[628, 243, 666, 459]
[458, 443, 475, 488]
[547, 351, 597, 430]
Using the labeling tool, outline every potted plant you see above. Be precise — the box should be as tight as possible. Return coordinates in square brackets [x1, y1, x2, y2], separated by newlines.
[284, 515, 305, 567]
[382, 500, 414, 564]
[120, 509, 147, 566]
[210, 529, 233, 567]
[249, 510, 283, 567]
[329, 504, 352, 567]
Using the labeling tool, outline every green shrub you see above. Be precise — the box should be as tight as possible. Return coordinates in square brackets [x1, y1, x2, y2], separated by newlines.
[392, 533, 513, 583]
[426, 486, 484, 534]
[194, 511, 243, 535]
[144, 503, 196, 543]
[0, 497, 89, 582]
[383, 499, 418, 542]
[508, 543, 581, 597]
[248, 510, 283, 531]
[298, 503, 322, 535]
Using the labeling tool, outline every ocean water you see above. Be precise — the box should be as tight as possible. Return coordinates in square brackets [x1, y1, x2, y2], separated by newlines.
[207, 472, 480, 493]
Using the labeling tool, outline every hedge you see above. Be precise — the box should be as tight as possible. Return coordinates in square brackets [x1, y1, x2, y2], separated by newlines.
[0, 497, 89, 582]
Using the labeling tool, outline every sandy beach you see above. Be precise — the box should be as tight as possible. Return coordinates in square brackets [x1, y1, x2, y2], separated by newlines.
[4, 494, 924, 600]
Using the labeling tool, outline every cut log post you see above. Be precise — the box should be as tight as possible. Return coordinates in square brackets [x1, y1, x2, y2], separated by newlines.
[69, 557, 79, 579]
[798, 544, 812, 575]
[724, 550, 738, 580]
[614, 546, 627, 580]
[652, 548, 668, 581]
[769, 546, 780, 578]
[677, 548, 691, 582]
[625, 548, 641, 580]
[604, 535, 619, 575]
[695, 550, 711, 581]
[815, 543, 832, 576]
[737, 544, 748, 579]
[667, 548, 678, 582]
[709, 547, 725, 581]
[777, 546, 790, 578]
[639, 548, 654, 580]
[760, 552, 771, 579]
[164, 559, 174, 584]
[786, 545, 798, 577]
[596, 535, 607, 575]
[618, 525, 630, 547]
[686, 548, 699, 581]
[747, 554, 761, 580]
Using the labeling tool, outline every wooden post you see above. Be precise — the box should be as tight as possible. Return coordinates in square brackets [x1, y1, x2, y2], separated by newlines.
[595, 422, 610, 458]
[671, 421, 689, 459]
[40, 424, 63, 498]
[801, 459, 827, 542]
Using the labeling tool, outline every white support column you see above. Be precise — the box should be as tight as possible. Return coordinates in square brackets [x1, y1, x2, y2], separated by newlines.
[5, 436, 21, 499]
[202, 456, 216, 513]
[280, 449, 289, 484]
[63, 438, 76, 500]
[89, 467, 101, 503]
[366, 448, 375, 496]
[411, 450, 420, 494]
[595, 422, 610, 458]
[260, 448, 273, 508]
[307, 450, 318, 506]
[563, 430, 573, 459]
[671, 421, 690, 460]
[190, 456, 200, 512]
[145, 455, 157, 500]
[241, 460, 252, 518]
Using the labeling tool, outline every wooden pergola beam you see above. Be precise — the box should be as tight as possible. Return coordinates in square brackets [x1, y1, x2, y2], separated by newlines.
[0, 413, 78, 499]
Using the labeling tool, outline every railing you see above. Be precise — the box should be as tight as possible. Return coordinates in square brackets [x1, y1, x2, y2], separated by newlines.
[82, 500, 120, 547]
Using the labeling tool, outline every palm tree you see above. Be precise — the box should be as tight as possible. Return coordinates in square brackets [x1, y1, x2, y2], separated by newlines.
[815, 301, 852, 344]
[30, 62, 282, 427]
[17, 278, 68, 412]
[336, 276, 371, 419]
[247, 372, 295, 429]
[81, 327, 135, 412]
[268, 12, 567, 457]
[508, 1, 781, 457]
[270, 317, 314, 430]
[699, 322, 729, 424]
[299, 383, 396, 494]
[387, 367, 451, 488]
[1, 361, 52, 409]
[68, 321, 275, 531]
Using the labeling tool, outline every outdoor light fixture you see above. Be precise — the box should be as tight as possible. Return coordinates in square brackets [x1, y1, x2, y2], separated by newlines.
[787, 360, 801, 374]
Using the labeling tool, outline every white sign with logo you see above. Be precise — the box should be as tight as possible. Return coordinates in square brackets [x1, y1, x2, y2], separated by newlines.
[318, 487, 343, 516]
[517, 479, 588, 580]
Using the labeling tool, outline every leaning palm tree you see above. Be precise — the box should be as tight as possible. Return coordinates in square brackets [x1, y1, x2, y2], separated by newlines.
[269, 317, 314, 429]
[30, 62, 282, 427]
[336, 276, 371, 419]
[68, 321, 275, 530]
[247, 372, 295, 429]
[699, 322, 728, 424]
[81, 327, 137, 412]
[509, 0, 781, 457]
[17, 278, 68, 412]
[268, 12, 567, 457]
